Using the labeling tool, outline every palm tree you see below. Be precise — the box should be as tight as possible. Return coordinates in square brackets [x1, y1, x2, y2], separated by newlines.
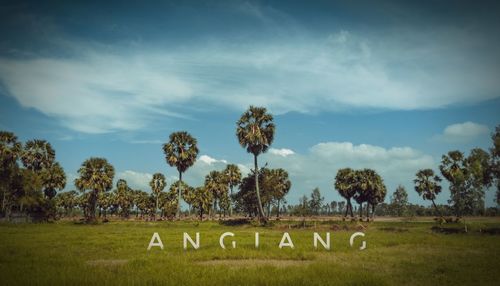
[0, 131, 22, 214]
[74, 157, 115, 223]
[115, 179, 132, 218]
[414, 169, 443, 216]
[162, 131, 199, 218]
[363, 169, 386, 221]
[21, 139, 55, 172]
[223, 164, 241, 216]
[40, 162, 66, 199]
[204, 170, 229, 218]
[334, 168, 356, 219]
[236, 106, 275, 222]
[149, 173, 166, 219]
[192, 186, 213, 221]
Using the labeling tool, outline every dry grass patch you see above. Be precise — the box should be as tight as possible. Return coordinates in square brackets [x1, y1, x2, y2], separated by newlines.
[197, 259, 313, 268]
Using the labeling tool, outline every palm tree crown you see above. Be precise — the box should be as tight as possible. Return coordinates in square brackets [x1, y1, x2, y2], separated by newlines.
[236, 106, 275, 156]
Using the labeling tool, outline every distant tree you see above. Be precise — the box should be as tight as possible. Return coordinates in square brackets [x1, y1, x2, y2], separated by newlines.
[390, 185, 409, 217]
[309, 188, 324, 215]
[115, 179, 132, 218]
[149, 173, 166, 219]
[21, 139, 55, 172]
[40, 162, 66, 200]
[223, 164, 242, 217]
[330, 201, 338, 215]
[0, 131, 22, 216]
[335, 168, 356, 219]
[75, 157, 115, 223]
[191, 186, 213, 221]
[414, 169, 442, 217]
[204, 171, 229, 218]
[338, 201, 346, 215]
[466, 148, 493, 214]
[491, 125, 500, 206]
[236, 106, 275, 222]
[163, 131, 199, 218]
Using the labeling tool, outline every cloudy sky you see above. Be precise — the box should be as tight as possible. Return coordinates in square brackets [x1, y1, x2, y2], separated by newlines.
[1, 0, 499, 207]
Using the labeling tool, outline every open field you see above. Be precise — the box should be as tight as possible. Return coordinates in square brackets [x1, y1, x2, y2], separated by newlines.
[1, 218, 500, 285]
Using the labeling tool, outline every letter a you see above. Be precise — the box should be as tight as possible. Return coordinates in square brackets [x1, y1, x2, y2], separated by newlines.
[147, 232, 164, 250]
[279, 232, 294, 249]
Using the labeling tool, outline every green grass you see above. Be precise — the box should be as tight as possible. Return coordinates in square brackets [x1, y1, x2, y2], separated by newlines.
[1, 218, 499, 285]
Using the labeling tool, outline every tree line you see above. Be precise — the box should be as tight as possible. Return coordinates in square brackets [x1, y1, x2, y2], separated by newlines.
[1, 106, 499, 223]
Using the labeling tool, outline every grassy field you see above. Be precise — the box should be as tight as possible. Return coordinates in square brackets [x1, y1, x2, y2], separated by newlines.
[1, 218, 499, 285]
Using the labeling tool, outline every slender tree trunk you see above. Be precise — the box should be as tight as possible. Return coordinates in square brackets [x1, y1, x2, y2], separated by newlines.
[253, 154, 266, 222]
[229, 185, 233, 217]
[177, 171, 182, 219]
[359, 202, 363, 221]
[344, 199, 349, 218]
[277, 199, 281, 218]
[366, 203, 370, 221]
[88, 190, 98, 222]
[431, 199, 443, 217]
[155, 195, 159, 221]
[371, 204, 376, 221]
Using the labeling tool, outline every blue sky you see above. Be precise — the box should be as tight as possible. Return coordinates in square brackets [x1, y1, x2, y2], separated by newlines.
[1, 0, 499, 207]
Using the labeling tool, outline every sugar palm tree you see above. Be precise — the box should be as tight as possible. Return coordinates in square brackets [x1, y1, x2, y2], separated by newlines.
[40, 162, 66, 199]
[149, 173, 166, 219]
[162, 131, 199, 218]
[204, 170, 229, 218]
[334, 168, 356, 219]
[115, 179, 132, 218]
[414, 169, 442, 216]
[236, 106, 275, 222]
[21, 139, 55, 172]
[74, 157, 115, 223]
[223, 164, 241, 216]
[0, 131, 22, 213]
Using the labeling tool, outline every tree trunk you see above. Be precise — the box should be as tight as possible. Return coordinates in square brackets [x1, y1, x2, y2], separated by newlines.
[177, 171, 183, 219]
[366, 203, 370, 221]
[253, 154, 266, 222]
[229, 185, 233, 217]
[87, 190, 98, 223]
[277, 199, 281, 218]
[359, 203, 363, 221]
[371, 204, 376, 221]
[155, 195, 159, 221]
[431, 199, 443, 217]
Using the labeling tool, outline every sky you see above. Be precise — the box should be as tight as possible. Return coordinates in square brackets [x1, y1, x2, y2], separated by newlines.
[1, 0, 499, 207]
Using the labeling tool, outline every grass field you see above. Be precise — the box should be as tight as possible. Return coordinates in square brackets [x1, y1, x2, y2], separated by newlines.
[1, 218, 499, 285]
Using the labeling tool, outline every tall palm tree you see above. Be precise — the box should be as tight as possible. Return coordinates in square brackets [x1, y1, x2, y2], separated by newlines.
[334, 168, 356, 219]
[270, 168, 291, 218]
[162, 131, 199, 218]
[21, 139, 55, 172]
[149, 173, 166, 219]
[74, 157, 115, 223]
[414, 169, 443, 216]
[236, 106, 275, 222]
[223, 164, 241, 216]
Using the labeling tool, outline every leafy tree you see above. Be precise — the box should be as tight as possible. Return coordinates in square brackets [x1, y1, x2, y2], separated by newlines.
[114, 179, 132, 218]
[0, 131, 22, 216]
[309, 188, 324, 215]
[491, 125, 500, 205]
[335, 168, 356, 219]
[223, 164, 241, 216]
[204, 171, 229, 218]
[149, 173, 166, 219]
[55, 190, 78, 217]
[191, 186, 213, 221]
[414, 169, 442, 216]
[21, 139, 55, 172]
[40, 162, 66, 199]
[365, 169, 387, 221]
[163, 131, 199, 218]
[466, 148, 493, 214]
[390, 185, 408, 217]
[236, 106, 275, 222]
[74, 157, 115, 222]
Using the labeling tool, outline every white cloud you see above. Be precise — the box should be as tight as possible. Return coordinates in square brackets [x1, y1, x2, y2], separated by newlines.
[0, 25, 499, 133]
[262, 141, 435, 204]
[269, 148, 295, 157]
[198, 155, 228, 165]
[116, 170, 153, 191]
[435, 121, 490, 142]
